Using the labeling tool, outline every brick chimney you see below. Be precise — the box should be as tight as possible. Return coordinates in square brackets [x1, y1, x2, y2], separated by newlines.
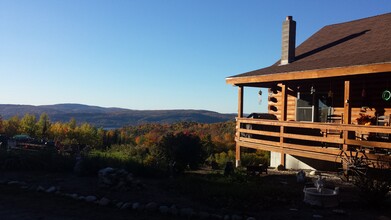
[280, 16, 296, 65]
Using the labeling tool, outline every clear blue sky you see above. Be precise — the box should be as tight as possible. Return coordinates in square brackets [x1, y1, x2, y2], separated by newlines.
[1, 1, 390, 113]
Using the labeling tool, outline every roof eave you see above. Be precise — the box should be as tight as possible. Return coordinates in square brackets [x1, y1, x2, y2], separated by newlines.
[226, 62, 391, 86]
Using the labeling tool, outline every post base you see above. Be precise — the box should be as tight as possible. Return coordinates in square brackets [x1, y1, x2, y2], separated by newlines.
[235, 160, 241, 168]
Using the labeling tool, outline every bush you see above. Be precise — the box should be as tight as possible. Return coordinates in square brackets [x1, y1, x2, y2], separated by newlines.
[214, 150, 235, 168]
[77, 150, 162, 177]
[352, 168, 391, 205]
[241, 150, 269, 166]
[154, 132, 206, 173]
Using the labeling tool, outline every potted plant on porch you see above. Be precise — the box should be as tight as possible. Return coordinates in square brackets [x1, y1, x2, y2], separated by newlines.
[356, 113, 375, 125]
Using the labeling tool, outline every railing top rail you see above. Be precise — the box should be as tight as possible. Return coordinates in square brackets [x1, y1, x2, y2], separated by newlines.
[236, 117, 391, 133]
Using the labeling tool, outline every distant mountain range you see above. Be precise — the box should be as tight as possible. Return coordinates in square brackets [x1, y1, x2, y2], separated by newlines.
[0, 104, 235, 129]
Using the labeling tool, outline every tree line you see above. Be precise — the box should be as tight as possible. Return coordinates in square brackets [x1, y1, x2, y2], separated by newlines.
[0, 113, 236, 153]
[0, 113, 270, 174]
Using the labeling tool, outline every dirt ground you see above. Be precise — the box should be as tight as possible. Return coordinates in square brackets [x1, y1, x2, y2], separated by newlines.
[0, 169, 390, 220]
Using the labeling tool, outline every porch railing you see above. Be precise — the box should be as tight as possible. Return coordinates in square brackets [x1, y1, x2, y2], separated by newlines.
[236, 118, 391, 163]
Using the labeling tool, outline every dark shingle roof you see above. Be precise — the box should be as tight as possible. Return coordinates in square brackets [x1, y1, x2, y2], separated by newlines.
[230, 13, 391, 78]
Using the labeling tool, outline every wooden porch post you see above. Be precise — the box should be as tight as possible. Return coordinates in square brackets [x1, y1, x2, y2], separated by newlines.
[238, 86, 244, 118]
[280, 84, 287, 167]
[342, 80, 351, 175]
[236, 86, 244, 167]
[343, 81, 351, 125]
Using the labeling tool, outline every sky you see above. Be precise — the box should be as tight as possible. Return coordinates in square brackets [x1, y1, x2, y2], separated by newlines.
[0, 1, 390, 114]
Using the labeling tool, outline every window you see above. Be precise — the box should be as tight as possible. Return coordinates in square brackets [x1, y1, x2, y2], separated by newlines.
[296, 93, 314, 122]
[296, 92, 331, 122]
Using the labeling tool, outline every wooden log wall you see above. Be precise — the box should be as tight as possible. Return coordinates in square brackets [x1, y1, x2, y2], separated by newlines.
[267, 72, 391, 123]
[267, 84, 297, 121]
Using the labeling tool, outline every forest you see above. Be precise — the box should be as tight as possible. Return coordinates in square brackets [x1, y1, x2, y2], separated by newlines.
[0, 113, 269, 173]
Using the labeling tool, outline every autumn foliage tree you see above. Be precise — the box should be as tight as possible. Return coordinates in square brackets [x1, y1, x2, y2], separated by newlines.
[20, 113, 37, 137]
[4, 116, 21, 137]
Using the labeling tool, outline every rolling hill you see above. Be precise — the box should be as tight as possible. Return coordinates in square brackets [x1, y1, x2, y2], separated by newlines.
[0, 104, 235, 129]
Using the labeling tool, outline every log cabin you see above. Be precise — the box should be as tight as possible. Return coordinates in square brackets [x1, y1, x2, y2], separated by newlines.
[226, 13, 391, 171]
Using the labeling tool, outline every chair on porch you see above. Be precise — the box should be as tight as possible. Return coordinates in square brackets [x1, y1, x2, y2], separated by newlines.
[324, 114, 344, 137]
[321, 114, 343, 148]
[377, 114, 390, 126]
[375, 114, 390, 141]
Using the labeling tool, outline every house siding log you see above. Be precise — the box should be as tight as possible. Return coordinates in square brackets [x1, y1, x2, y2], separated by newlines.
[267, 73, 391, 124]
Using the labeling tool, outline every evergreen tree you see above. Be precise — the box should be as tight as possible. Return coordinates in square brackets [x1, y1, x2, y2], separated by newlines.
[37, 113, 51, 139]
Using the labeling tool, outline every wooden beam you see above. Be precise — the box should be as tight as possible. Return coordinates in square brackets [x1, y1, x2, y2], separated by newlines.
[239, 136, 281, 148]
[346, 139, 391, 149]
[226, 63, 391, 85]
[280, 84, 287, 167]
[237, 140, 341, 163]
[238, 127, 344, 144]
[239, 138, 390, 164]
[282, 148, 341, 163]
[235, 142, 241, 167]
[238, 128, 281, 138]
[280, 84, 287, 121]
[342, 80, 351, 176]
[282, 142, 342, 155]
[343, 81, 351, 125]
[236, 140, 281, 153]
[236, 86, 244, 167]
[238, 86, 243, 118]
[282, 133, 344, 144]
[237, 118, 391, 133]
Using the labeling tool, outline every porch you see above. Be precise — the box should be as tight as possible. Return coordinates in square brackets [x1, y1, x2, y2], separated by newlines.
[231, 71, 391, 170]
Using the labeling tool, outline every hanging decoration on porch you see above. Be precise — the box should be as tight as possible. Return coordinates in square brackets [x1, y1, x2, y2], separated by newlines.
[382, 90, 391, 101]
[325, 81, 333, 106]
[361, 88, 367, 98]
[328, 90, 333, 98]
[326, 90, 333, 106]
[310, 85, 315, 94]
[258, 89, 263, 105]
[296, 86, 300, 99]
[361, 88, 369, 109]
[328, 81, 333, 98]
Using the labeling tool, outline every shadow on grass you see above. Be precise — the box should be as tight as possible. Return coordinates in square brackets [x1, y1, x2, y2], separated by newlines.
[0, 149, 165, 178]
[160, 170, 304, 212]
[0, 149, 75, 172]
